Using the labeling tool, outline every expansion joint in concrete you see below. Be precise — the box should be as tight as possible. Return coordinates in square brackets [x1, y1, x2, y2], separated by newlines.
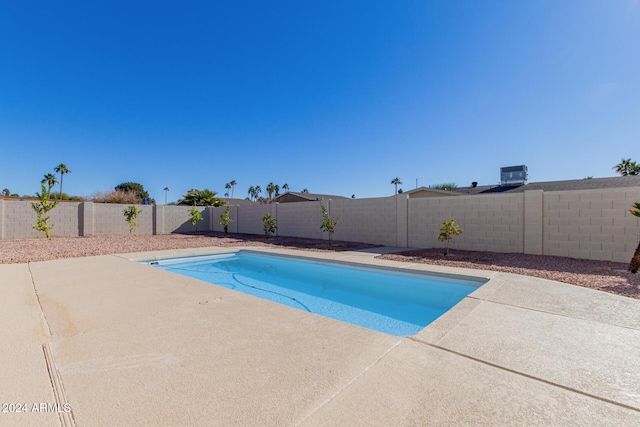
[43, 343, 76, 427]
[295, 339, 403, 425]
[465, 295, 640, 332]
[408, 338, 640, 414]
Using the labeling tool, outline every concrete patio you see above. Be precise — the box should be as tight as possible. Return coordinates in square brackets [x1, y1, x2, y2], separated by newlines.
[1, 246, 639, 426]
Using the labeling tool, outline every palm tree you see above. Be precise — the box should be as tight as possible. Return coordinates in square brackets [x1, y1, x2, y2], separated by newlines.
[229, 180, 237, 198]
[178, 189, 224, 206]
[302, 188, 309, 193]
[54, 163, 70, 200]
[391, 177, 402, 195]
[274, 184, 280, 198]
[266, 182, 276, 200]
[1, 188, 9, 196]
[629, 201, 640, 273]
[225, 182, 232, 198]
[255, 185, 262, 200]
[248, 186, 256, 201]
[163, 187, 169, 204]
[283, 183, 289, 193]
[42, 173, 58, 199]
[614, 159, 640, 176]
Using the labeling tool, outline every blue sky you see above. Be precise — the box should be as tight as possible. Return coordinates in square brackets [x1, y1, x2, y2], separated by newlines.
[1, 1, 638, 202]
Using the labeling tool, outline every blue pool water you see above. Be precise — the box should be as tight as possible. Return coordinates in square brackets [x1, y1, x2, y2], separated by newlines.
[147, 252, 482, 337]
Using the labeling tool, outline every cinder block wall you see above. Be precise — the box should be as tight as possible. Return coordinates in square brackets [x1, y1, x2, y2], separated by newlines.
[92, 204, 153, 235]
[277, 201, 324, 240]
[157, 205, 209, 234]
[211, 206, 239, 233]
[1, 200, 80, 239]
[408, 193, 525, 253]
[330, 197, 397, 246]
[543, 188, 640, 262]
[236, 204, 273, 236]
[1, 191, 639, 264]
[49, 202, 81, 238]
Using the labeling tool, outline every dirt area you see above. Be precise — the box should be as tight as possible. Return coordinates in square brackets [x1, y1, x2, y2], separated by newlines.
[379, 248, 640, 300]
[1, 233, 638, 300]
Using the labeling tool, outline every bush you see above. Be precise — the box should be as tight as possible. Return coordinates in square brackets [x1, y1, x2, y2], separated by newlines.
[32, 181, 59, 239]
[438, 218, 463, 255]
[262, 213, 277, 238]
[123, 205, 142, 234]
[90, 190, 140, 204]
[320, 203, 338, 241]
[115, 182, 154, 204]
[188, 206, 204, 231]
[178, 189, 224, 207]
[219, 205, 233, 233]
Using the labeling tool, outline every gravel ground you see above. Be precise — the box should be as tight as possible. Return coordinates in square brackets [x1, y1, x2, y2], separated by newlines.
[379, 248, 640, 300]
[1, 234, 638, 300]
[0, 233, 377, 264]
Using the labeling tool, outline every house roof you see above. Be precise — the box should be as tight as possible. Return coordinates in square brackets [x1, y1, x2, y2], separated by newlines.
[403, 187, 466, 197]
[273, 192, 349, 203]
[455, 176, 640, 194]
[219, 198, 258, 206]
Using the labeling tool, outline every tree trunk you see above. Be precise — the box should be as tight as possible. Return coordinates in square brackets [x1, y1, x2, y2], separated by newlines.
[629, 240, 640, 273]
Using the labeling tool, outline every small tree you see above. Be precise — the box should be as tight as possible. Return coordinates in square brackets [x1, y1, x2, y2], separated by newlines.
[188, 206, 204, 231]
[629, 201, 640, 273]
[438, 218, 463, 255]
[262, 213, 277, 238]
[123, 205, 142, 234]
[31, 181, 60, 239]
[320, 203, 339, 241]
[219, 205, 233, 233]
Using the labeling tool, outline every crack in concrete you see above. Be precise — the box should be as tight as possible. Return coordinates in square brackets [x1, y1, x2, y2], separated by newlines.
[296, 339, 403, 425]
[27, 262, 52, 337]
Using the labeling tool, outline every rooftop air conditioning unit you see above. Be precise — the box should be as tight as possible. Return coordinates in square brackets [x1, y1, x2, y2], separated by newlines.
[500, 165, 528, 186]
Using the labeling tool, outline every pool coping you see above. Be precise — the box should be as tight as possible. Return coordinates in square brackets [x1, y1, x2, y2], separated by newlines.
[2, 246, 639, 425]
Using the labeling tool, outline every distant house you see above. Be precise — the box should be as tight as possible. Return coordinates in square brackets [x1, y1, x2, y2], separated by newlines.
[403, 176, 640, 198]
[454, 176, 640, 195]
[273, 192, 349, 203]
[219, 198, 258, 206]
[403, 187, 464, 198]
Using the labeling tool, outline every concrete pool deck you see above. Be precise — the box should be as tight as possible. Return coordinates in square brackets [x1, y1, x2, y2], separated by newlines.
[1, 246, 639, 426]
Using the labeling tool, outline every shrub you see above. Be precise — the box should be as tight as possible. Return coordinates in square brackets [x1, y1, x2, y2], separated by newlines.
[115, 182, 154, 204]
[320, 203, 339, 241]
[123, 205, 142, 234]
[433, 183, 458, 190]
[188, 206, 204, 231]
[262, 213, 277, 238]
[219, 205, 233, 233]
[31, 181, 59, 239]
[178, 189, 224, 207]
[438, 218, 463, 255]
[629, 201, 640, 273]
[90, 190, 140, 204]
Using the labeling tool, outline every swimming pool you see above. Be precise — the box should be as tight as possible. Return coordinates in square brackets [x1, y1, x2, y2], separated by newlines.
[145, 251, 484, 337]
